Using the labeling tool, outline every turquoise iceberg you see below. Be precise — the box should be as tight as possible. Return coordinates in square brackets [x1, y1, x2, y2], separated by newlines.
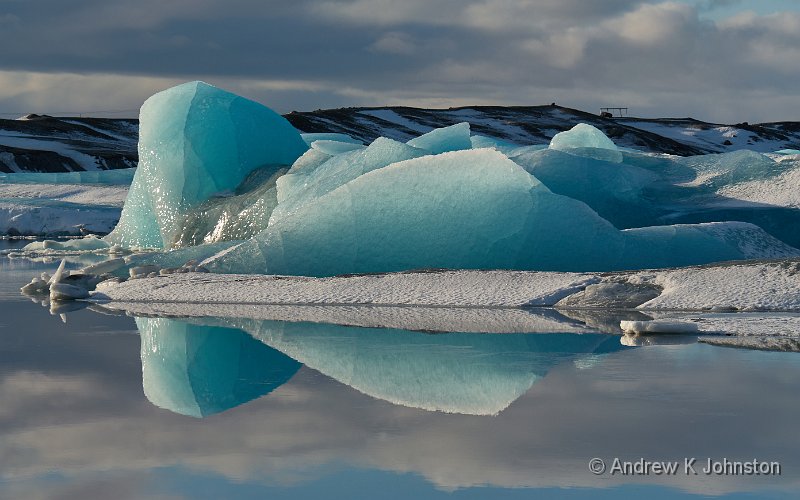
[95, 82, 800, 276]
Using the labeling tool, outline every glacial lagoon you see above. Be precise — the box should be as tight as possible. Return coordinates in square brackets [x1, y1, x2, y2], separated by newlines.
[2, 240, 799, 499]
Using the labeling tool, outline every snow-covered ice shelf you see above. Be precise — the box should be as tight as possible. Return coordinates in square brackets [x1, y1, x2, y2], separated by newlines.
[91, 259, 800, 312]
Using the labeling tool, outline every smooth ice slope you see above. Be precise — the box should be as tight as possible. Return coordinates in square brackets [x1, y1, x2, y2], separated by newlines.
[138, 317, 300, 417]
[272, 136, 426, 222]
[105, 81, 308, 248]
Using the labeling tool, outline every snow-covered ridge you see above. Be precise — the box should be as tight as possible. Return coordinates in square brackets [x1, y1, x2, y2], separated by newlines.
[3, 105, 799, 175]
[286, 106, 800, 156]
[0, 116, 137, 173]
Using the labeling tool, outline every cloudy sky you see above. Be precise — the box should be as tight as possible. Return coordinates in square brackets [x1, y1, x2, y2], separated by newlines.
[0, 0, 798, 122]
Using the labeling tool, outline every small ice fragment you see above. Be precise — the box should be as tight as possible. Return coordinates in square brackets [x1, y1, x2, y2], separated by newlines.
[21, 277, 49, 295]
[49, 259, 67, 285]
[620, 319, 699, 334]
[50, 283, 90, 301]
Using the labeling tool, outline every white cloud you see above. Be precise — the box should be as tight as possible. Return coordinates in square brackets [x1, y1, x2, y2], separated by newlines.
[522, 28, 592, 69]
[612, 2, 696, 44]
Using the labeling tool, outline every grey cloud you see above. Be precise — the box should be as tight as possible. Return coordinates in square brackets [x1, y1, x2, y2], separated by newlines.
[0, 1, 798, 121]
[699, 0, 743, 11]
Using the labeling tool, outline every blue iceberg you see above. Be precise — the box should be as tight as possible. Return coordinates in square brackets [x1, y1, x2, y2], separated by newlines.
[90, 82, 800, 277]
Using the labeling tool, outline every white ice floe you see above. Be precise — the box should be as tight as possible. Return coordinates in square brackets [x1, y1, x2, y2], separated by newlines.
[92, 259, 800, 313]
[93, 269, 600, 308]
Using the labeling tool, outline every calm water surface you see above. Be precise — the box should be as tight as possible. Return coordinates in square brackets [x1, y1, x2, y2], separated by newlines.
[1, 240, 799, 499]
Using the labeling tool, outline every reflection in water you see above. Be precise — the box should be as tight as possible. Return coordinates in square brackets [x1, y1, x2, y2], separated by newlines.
[137, 316, 628, 416]
[138, 317, 301, 417]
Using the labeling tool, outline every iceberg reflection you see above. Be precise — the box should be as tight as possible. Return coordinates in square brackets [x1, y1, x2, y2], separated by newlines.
[138, 317, 301, 417]
[137, 316, 628, 416]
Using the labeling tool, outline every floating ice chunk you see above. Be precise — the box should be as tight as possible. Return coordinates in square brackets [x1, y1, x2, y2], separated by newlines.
[110, 240, 242, 279]
[23, 235, 111, 253]
[20, 277, 49, 295]
[49, 259, 67, 285]
[549, 123, 622, 162]
[105, 81, 308, 249]
[407, 122, 471, 154]
[50, 282, 90, 301]
[550, 123, 618, 151]
[620, 319, 699, 334]
[138, 318, 300, 417]
[310, 140, 365, 155]
[45, 259, 90, 300]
